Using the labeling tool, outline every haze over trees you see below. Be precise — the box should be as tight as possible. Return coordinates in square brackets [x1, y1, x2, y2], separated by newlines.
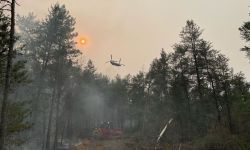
[0, 1, 250, 150]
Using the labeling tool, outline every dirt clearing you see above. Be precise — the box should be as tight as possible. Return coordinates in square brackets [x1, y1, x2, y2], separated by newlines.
[73, 139, 131, 150]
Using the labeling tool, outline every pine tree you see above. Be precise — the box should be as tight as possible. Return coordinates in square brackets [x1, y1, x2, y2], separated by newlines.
[0, 1, 16, 149]
[40, 4, 80, 150]
[239, 14, 250, 61]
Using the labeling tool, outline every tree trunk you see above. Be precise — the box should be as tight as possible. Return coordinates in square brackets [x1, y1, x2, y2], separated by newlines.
[224, 84, 233, 133]
[0, 1, 15, 150]
[45, 89, 56, 150]
[53, 94, 61, 150]
[53, 55, 63, 150]
[42, 109, 47, 150]
[204, 55, 221, 123]
[32, 47, 51, 124]
[191, 43, 203, 101]
[191, 42, 207, 135]
[182, 73, 192, 140]
[210, 79, 221, 123]
[142, 82, 150, 135]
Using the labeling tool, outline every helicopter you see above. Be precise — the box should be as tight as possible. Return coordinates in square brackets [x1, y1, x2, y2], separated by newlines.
[106, 55, 125, 67]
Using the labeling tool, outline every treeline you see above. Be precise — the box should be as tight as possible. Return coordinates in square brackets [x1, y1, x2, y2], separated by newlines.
[0, 1, 250, 150]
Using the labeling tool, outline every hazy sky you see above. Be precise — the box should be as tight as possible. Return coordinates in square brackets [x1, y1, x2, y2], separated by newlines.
[17, 0, 250, 80]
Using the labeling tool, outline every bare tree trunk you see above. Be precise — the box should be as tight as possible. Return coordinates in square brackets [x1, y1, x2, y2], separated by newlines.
[60, 122, 66, 145]
[224, 84, 233, 133]
[204, 55, 221, 123]
[191, 42, 207, 135]
[42, 109, 47, 150]
[0, 1, 15, 150]
[142, 82, 150, 135]
[192, 44, 203, 98]
[53, 94, 60, 150]
[53, 55, 63, 150]
[182, 72, 192, 140]
[210, 79, 221, 122]
[32, 48, 51, 125]
[45, 89, 56, 150]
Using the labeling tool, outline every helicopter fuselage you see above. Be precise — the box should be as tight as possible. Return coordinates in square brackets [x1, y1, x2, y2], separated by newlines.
[106, 55, 124, 66]
[110, 61, 122, 66]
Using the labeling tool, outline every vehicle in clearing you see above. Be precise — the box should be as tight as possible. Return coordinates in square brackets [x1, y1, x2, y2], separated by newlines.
[93, 122, 123, 139]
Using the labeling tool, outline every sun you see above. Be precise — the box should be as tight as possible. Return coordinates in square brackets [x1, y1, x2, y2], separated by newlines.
[79, 38, 86, 45]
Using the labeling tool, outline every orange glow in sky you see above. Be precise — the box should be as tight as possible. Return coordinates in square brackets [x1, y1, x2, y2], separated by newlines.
[79, 38, 86, 45]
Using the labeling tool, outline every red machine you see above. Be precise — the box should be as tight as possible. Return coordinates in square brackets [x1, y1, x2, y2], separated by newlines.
[93, 122, 123, 139]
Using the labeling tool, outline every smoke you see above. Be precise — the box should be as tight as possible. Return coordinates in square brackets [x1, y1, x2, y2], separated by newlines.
[76, 83, 115, 130]
[82, 86, 106, 126]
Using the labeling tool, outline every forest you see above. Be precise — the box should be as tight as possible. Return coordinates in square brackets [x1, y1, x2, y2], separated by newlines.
[0, 1, 250, 150]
